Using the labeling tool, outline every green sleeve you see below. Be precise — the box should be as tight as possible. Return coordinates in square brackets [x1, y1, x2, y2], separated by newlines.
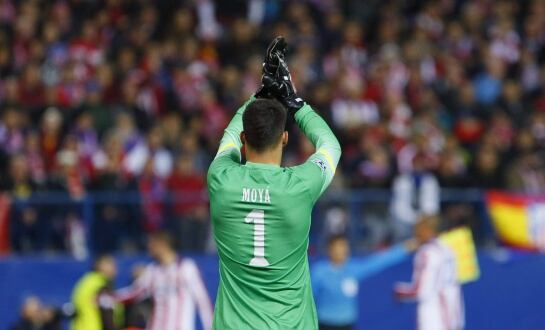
[292, 104, 341, 202]
[208, 96, 254, 178]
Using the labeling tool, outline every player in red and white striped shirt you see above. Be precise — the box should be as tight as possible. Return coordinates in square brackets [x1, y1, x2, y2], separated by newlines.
[395, 215, 464, 330]
[116, 231, 213, 330]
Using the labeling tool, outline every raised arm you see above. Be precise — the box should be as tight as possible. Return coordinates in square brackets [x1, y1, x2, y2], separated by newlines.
[395, 249, 438, 301]
[208, 38, 287, 177]
[257, 40, 341, 199]
[295, 104, 341, 195]
[211, 96, 254, 165]
[351, 244, 409, 281]
[115, 265, 153, 303]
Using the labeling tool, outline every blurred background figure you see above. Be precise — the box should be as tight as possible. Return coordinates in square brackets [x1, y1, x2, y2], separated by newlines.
[394, 215, 464, 330]
[10, 296, 62, 330]
[122, 264, 153, 330]
[71, 255, 119, 330]
[312, 235, 412, 330]
[167, 154, 209, 252]
[115, 231, 213, 330]
[390, 153, 440, 241]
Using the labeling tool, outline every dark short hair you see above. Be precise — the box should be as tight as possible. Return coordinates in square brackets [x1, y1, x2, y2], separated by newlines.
[242, 99, 287, 152]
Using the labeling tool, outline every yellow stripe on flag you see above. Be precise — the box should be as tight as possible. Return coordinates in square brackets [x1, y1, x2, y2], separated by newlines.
[440, 227, 480, 284]
[488, 203, 533, 248]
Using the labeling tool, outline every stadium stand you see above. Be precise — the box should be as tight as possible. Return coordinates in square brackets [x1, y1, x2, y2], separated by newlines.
[1, 0, 544, 255]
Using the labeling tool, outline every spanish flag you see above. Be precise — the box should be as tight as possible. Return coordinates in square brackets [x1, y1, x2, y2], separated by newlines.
[486, 191, 545, 251]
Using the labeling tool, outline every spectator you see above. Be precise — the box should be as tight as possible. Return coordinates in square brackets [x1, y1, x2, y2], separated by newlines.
[39, 107, 63, 173]
[83, 76, 113, 138]
[167, 155, 208, 252]
[397, 132, 439, 174]
[47, 147, 86, 199]
[112, 112, 142, 153]
[124, 127, 173, 179]
[348, 142, 393, 188]
[331, 73, 379, 131]
[9, 204, 43, 253]
[0, 106, 25, 155]
[176, 132, 210, 174]
[505, 153, 545, 193]
[159, 112, 183, 151]
[473, 55, 505, 107]
[438, 135, 468, 186]
[91, 133, 141, 253]
[6, 155, 44, 253]
[138, 159, 167, 233]
[346, 140, 393, 247]
[3, 154, 37, 198]
[23, 131, 46, 185]
[390, 153, 440, 240]
[468, 146, 504, 189]
[72, 112, 99, 160]
[497, 80, 526, 126]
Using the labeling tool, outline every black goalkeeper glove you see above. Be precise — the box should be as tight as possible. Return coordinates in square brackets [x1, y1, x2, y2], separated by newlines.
[255, 36, 305, 116]
[263, 36, 287, 75]
[268, 56, 304, 116]
[255, 36, 287, 99]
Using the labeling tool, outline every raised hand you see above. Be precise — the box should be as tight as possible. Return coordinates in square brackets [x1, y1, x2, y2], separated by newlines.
[255, 36, 287, 99]
[262, 55, 304, 116]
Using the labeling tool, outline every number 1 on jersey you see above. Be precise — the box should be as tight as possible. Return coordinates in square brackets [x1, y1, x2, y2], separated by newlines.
[245, 209, 269, 267]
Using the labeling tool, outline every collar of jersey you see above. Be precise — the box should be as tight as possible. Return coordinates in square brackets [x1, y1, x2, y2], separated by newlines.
[244, 161, 281, 169]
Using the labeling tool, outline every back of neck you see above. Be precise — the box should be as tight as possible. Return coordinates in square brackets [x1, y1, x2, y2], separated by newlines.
[246, 146, 282, 166]
[159, 251, 177, 266]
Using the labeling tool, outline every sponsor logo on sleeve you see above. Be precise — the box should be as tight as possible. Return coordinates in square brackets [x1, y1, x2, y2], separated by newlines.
[312, 159, 327, 173]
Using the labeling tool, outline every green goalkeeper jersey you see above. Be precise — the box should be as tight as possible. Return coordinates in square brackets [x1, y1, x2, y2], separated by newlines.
[207, 97, 341, 330]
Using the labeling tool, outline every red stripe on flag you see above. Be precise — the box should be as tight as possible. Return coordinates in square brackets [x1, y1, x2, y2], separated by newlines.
[486, 190, 545, 206]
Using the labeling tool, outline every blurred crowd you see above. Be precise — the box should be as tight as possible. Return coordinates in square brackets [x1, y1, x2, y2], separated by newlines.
[1, 0, 545, 254]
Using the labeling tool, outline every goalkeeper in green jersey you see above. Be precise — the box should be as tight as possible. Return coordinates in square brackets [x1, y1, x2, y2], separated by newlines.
[207, 37, 341, 330]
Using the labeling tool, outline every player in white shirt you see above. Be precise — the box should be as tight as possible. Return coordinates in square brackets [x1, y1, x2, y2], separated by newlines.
[116, 231, 213, 330]
[395, 215, 464, 330]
